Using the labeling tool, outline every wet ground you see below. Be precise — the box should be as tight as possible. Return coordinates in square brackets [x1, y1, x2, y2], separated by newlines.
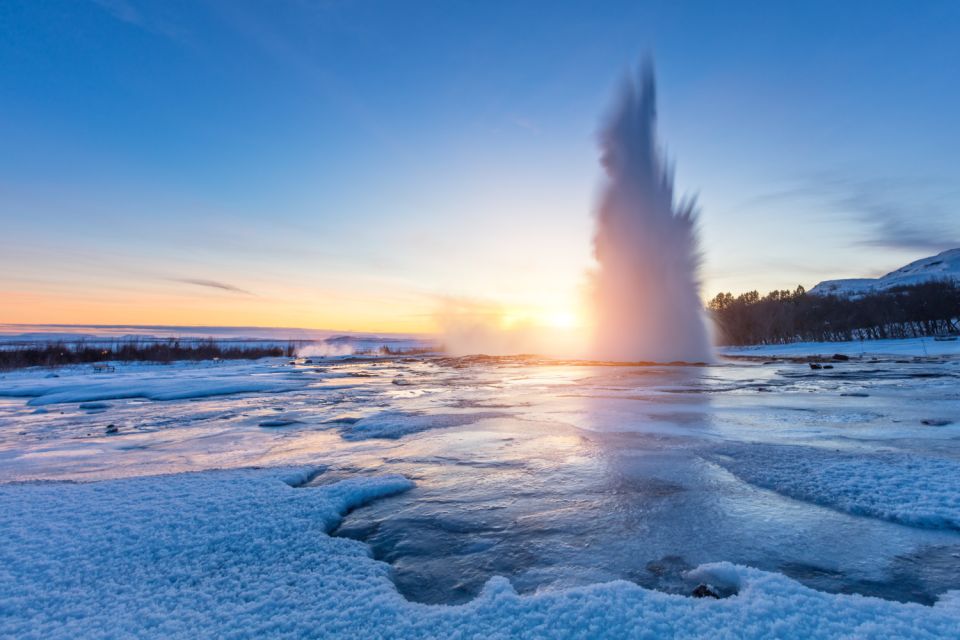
[2, 353, 959, 605]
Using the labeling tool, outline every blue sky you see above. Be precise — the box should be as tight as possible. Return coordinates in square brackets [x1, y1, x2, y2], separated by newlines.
[1, 0, 958, 331]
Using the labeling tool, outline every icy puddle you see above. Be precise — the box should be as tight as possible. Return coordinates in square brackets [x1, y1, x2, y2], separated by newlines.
[328, 418, 960, 605]
[2, 353, 959, 607]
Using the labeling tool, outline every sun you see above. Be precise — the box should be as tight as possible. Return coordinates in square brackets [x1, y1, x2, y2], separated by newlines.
[542, 310, 579, 330]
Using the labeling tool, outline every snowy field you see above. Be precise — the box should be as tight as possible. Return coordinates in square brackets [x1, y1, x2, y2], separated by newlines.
[2, 338, 960, 638]
[722, 336, 960, 359]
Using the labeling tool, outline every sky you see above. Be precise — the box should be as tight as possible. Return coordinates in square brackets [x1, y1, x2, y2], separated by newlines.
[1, 0, 958, 334]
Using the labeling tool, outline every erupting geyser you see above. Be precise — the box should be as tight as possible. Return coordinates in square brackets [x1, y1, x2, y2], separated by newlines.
[592, 61, 713, 363]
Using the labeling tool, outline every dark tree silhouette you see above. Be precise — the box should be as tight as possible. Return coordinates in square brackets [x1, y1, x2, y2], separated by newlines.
[0, 339, 299, 370]
[709, 281, 960, 346]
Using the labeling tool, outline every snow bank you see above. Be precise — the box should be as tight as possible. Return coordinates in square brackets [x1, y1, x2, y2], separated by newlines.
[0, 364, 309, 406]
[2, 467, 959, 639]
[711, 444, 960, 530]
[342, 410, 502, 440]
[721, 336, 960, 358]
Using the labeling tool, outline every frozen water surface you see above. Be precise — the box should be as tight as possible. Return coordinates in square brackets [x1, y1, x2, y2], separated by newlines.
[1, 345, 960, 618]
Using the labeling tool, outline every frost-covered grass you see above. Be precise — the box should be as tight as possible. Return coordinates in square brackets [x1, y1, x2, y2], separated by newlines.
[2, 467, 959, 639]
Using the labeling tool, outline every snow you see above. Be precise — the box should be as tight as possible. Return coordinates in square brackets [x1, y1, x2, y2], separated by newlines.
[2, 353, 960, 636]
[721, 336, 960, 358]
[0, 322, 430, 345]
[810, 248, 960, 296]
[2, 466, 959, 639]
[0, 324, 439, 357]
[710, 444, 960, 530]
[0, 360, 310, 406]
[343, 410, 503, 440]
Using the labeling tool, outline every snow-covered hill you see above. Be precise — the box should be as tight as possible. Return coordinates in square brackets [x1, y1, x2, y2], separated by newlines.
[810, 248, 960, 297]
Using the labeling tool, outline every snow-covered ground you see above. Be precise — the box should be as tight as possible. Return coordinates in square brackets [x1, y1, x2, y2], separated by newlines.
[2, 343, 959, 637]
[809, 248, 960, 297]
[3, 467, 959, 639]
[722, 336, 960, 358]
[0, 323, 438, 356]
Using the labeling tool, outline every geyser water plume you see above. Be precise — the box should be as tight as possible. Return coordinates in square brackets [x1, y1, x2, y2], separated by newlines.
[591, 61, 713, 363]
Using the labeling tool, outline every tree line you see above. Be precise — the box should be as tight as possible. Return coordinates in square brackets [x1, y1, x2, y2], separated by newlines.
[0, 339, 298, 370]
[708, 280, 960, 346]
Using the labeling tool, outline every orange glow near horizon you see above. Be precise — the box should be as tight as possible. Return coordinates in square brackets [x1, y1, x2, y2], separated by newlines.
[1, 286, 594, 338]
[0, 290, 434, 335]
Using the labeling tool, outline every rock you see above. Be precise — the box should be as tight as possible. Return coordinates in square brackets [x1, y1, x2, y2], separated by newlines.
[44, 373, 60, 378]
[809, 363, 822, 370]
[832, 354, 850, 361]
[105, 424, 119, 434]
[822, 364, 834, 369]
[258, 418, 303, 428]
[922, 419, 952, 426]
[841, 392, 870, 397]
[691, 583, 720, 599]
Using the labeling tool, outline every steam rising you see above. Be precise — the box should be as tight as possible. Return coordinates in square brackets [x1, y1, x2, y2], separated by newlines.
[438, 61, 712, 361]
[591, 62, 712, 362]
[437, 299, 586, 357]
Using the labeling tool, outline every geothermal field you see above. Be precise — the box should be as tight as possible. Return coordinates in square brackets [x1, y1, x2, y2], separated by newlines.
[2, 339, 960, 637]
[4, 4, 960, 637]
[2, 67, 960, 640]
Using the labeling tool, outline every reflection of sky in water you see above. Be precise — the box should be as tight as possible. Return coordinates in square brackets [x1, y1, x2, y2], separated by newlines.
[332, 415, 959, 605]
[1, 356, 959, 604]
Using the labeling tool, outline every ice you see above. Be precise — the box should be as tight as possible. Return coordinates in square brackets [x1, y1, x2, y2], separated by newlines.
[1, 346, 960, 635]
[2, 467, 959, 639]
[77, 402, 112, 410]
[0, 360, 310, 406]
[709, 444, 960, 530]
[342, 410, 504, 440]
[721, 336, 960, 358]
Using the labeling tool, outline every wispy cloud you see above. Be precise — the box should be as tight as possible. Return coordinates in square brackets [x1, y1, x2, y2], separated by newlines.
[90, 0, 188, 42]
[837, 190, 960, 252]
[509, 116, 541, 134]
[170, 278, 253, 295]
[91, 0, 141, 25]
[736, 173, 960, 253]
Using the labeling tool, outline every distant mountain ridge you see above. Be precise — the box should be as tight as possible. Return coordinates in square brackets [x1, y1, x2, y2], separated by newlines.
[810, 248, 960, 297]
